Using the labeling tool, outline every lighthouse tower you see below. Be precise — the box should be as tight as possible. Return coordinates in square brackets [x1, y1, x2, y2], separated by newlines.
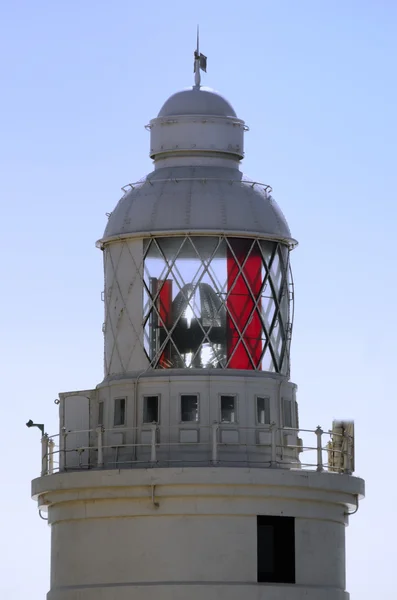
[32, 44, 364, 600]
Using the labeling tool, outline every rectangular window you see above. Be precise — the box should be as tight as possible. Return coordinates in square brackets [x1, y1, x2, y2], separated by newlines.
[98, 401, 104, 426]
[143, 395, 159, 423]
[257, 516, 295, 583]
[294, 400, 299, 429]
[257, 396, 270, 424]
[181, 395, 199, 422]
[114, 398, 126, 426]
[221, 395, 236, 423]
[283, 398, 293, 428]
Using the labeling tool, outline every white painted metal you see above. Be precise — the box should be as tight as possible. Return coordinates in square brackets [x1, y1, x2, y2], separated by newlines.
[103, 238, 146, 376]
[61, 393, 90, 469]
[149, 114, 245, 160]
[48, 373, 343, 471]
[158, 87, 237, 118]
[99, 167, 294, 246]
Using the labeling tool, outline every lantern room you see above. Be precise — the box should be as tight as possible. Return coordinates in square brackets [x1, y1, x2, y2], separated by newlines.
[98, 85, 297, 379]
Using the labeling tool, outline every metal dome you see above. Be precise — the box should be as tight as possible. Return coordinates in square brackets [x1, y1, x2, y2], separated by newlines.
[99, 166, 295, 246]
[158, 87, 237, 118]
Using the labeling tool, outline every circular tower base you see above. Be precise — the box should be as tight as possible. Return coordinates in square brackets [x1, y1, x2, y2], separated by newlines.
[33, 467, 364, 600]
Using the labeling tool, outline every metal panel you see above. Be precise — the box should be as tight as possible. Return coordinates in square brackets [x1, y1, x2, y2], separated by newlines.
[99, 166, 294, 246]
[258, 431, 272, 445]
[158, 88, 237, 118]
[179, 429, 199, 443]
[63, 394, 90, 470]
[221, 429, 239, 444]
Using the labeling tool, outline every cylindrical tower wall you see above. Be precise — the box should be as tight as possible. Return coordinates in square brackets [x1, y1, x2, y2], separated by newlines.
[32, 468, 363, 600]
[149, 115, 245, 160]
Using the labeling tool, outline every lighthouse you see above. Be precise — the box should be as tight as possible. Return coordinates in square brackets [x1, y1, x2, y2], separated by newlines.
[31, 42, 364, 600]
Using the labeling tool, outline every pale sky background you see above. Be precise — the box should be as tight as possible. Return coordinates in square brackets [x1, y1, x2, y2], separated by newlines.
[1, 1, 396, 598]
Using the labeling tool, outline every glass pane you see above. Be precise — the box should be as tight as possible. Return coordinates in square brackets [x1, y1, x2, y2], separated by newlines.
[114, 398, 126, 426]
[143, 396, 159, 423]
[257, 396, 270, 424]
[181, 395, 199, 422]
[221, 395, 236, 423]
[143, 235, 292, 374]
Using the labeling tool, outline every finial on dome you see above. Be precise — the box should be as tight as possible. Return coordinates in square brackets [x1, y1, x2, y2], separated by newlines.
[194, 25, 207, 88]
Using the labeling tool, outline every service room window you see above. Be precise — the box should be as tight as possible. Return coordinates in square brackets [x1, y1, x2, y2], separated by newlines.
[181, 395, 199, 422]
[257, 516, 295, 583]
[98, 401, 104, 426]
[257, 396, 270, 424]
[282, 398, 293, 428]
[220, 395, 236, 423]
[114, 398, 126, 426]
[143, 396, 159, 423]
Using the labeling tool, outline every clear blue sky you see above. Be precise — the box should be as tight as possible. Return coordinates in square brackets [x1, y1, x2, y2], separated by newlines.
[1, 1, 396, 598]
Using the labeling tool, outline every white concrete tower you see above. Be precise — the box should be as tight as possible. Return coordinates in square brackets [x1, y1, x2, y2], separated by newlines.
[32, 42, 364, 600]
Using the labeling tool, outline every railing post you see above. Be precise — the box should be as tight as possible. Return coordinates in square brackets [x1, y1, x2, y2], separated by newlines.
[48, 438, 55, 475]
[212, 422, 219, 465]
[270, 422, 277, 468]
[41, 434, 49, 476]
[96, 426, 104, 467]
[316, 426, 324, 472]
[150, 424, 157, 463]
[61, 427, 67, 471]
[77, 448, 84, 468]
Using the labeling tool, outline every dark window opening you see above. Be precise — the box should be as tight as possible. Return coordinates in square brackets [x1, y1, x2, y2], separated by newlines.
[220, 395, 236, 422]
[98, 401, 104, 426]
[181, 395, 199, 422]
[294, 400, 299, 429]
[257, 516, 295, 584]
[114, 398, 126, 426]
[283, 398, 293, 428]
[257, 396, 270, 424]
[143, 396, 159, 423]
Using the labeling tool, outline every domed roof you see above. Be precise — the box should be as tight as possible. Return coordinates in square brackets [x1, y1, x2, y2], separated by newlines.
[99, 166, 295, 246]
[158, 87, 237, 118]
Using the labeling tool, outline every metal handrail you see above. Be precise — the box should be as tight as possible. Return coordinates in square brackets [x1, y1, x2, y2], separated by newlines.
[120, 178, 273, 195]
[39, 424, 354, 477]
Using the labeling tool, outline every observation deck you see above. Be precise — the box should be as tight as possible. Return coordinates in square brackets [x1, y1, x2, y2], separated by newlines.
[38, 421, 354, 476]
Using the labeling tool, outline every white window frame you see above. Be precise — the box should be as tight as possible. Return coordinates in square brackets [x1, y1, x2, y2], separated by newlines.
[219, 394, 238, 424]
